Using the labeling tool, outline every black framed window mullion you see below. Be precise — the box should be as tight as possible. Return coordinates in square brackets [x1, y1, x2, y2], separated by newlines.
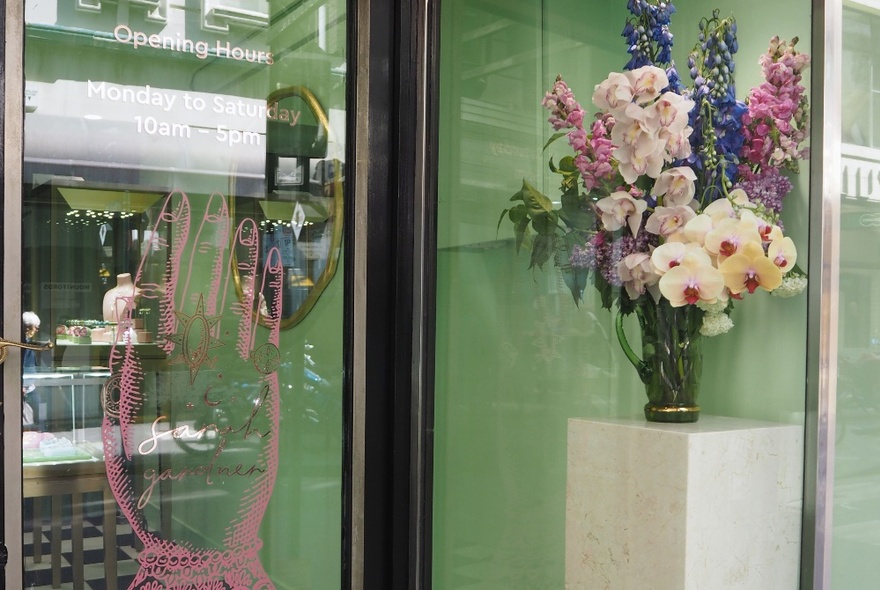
[344, 0, 439, 585]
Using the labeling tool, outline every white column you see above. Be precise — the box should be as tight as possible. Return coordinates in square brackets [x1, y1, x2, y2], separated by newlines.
[565, 416, 803, 590]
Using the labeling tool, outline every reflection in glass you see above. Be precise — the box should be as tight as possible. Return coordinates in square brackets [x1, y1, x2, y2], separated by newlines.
[833, 10, 880, 582]
[21, 0, 346, 585]
[233, 86, 344, 330]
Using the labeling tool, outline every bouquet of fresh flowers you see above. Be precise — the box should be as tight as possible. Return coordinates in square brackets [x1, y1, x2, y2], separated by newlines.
[501, 2, 810, 421]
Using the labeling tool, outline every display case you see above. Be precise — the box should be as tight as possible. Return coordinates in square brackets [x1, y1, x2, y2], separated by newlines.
[19, 183, 169, 588]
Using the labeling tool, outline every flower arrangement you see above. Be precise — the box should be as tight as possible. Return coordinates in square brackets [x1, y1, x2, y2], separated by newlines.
[501, 2, 810, 421]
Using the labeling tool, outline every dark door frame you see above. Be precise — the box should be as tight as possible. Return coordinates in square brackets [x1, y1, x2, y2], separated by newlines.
[345, 0, 440, 586]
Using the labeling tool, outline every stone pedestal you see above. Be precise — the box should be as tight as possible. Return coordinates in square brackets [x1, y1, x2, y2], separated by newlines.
[565, 416, 803, 590]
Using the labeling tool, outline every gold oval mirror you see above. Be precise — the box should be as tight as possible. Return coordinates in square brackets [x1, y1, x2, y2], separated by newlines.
[231, 86, 343, 329]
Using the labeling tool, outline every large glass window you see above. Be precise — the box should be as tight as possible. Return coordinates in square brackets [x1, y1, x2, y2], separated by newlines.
[20, 1, 346, 587]
[833, 4, 880, 586]
[434, 0, 811, 587]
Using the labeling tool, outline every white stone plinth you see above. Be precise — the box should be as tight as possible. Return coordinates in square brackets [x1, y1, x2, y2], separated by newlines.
[565, 416, 803, 590]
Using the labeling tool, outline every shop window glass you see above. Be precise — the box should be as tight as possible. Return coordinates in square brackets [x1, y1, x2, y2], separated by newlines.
[833, 5, 880, 587]
[434, 1, 811, 587]
[21, 0, 346, 587]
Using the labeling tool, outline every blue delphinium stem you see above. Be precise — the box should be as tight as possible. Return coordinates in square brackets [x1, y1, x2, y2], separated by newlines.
[622, 0, 676, 70]
[686, 10, 747, 203]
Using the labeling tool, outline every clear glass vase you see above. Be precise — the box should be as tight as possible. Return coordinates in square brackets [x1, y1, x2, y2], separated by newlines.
[616, 298, 704, 423]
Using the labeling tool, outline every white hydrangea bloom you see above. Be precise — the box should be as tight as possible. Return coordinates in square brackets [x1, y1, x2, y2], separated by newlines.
[696, 299, 728, 314]
[771, 274, 808, 298]
[700, 312, 734, 337]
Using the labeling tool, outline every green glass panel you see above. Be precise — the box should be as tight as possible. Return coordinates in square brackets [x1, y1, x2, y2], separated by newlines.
[832, 7, 880, 586]
[434, 1, 810, 587]
[21, 1, 346, 587]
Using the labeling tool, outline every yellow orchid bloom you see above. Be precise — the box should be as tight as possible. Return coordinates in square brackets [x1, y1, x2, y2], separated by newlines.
[719, 241, 783, 295]
[704, 216, 762, 262]
[658, 253, 725, 307]
[651, 242, 711, 275]
[683, 214, 714, 246]
[768, 235, 798, 273]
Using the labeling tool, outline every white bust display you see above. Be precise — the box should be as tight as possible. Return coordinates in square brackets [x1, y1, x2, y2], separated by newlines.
[102, 273, 140, 323]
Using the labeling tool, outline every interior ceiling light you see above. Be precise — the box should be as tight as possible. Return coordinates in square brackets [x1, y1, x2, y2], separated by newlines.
[31, 177, 168, 225]
[57, 186, 165, 213]
[257, 195, 331, 223]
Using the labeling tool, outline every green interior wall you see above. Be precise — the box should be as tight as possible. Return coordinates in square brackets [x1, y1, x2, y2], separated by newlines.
[434, 1, 811, 587]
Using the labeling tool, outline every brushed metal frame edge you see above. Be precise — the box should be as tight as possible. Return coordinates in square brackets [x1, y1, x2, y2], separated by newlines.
[409, 0, 433, 586]
[802, 0, 841, 587]
[3, 1, 25, 588]
[350, 0, 369, 586]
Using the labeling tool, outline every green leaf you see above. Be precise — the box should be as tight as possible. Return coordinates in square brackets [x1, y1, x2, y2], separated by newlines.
[543, 131, 567, 152]
[555, 238, 587, 304]
[592, 270, 615, 311]
[498, 204, 531, 251]
[496, 208, 510, 236]
[521, 180, 555, 216]
[558, 156, 577, 172]
[529, 234, 555, 269]
[559, 192, 594, 230]
[514, 216, 531, 253]
[617, 290, 642, 316]
[531, 211, 559, 235]
[507, 203, 528, 224]
[560, 230, 585, 250]
[560, 266, 587, 304]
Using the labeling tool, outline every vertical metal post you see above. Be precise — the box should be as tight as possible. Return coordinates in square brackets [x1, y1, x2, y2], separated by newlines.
[408, 0, 439, 585]
[2, 1, 25, 588]
[802, 0, 842, 587]
[349, 0, 369, 581]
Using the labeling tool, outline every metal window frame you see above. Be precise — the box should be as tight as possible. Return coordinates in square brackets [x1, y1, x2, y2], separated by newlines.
[2, 0, 25, 587]
[346, 0, 441, 584]
[801, 0, 842, 588]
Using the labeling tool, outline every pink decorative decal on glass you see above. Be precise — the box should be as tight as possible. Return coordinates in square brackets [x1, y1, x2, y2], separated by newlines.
[102, 191, 283, 589]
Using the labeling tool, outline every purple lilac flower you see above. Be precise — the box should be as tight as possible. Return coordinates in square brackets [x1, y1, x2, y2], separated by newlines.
[570, 226, 659, 287]
[733, 168, 792, 215]
[569, 243, 597, 270]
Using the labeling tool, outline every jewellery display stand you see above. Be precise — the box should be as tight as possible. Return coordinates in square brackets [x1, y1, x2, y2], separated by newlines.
[565, 416, 803, 590]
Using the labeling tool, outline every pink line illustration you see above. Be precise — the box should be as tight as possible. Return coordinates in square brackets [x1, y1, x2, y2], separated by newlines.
[102, 191, 281, 589]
